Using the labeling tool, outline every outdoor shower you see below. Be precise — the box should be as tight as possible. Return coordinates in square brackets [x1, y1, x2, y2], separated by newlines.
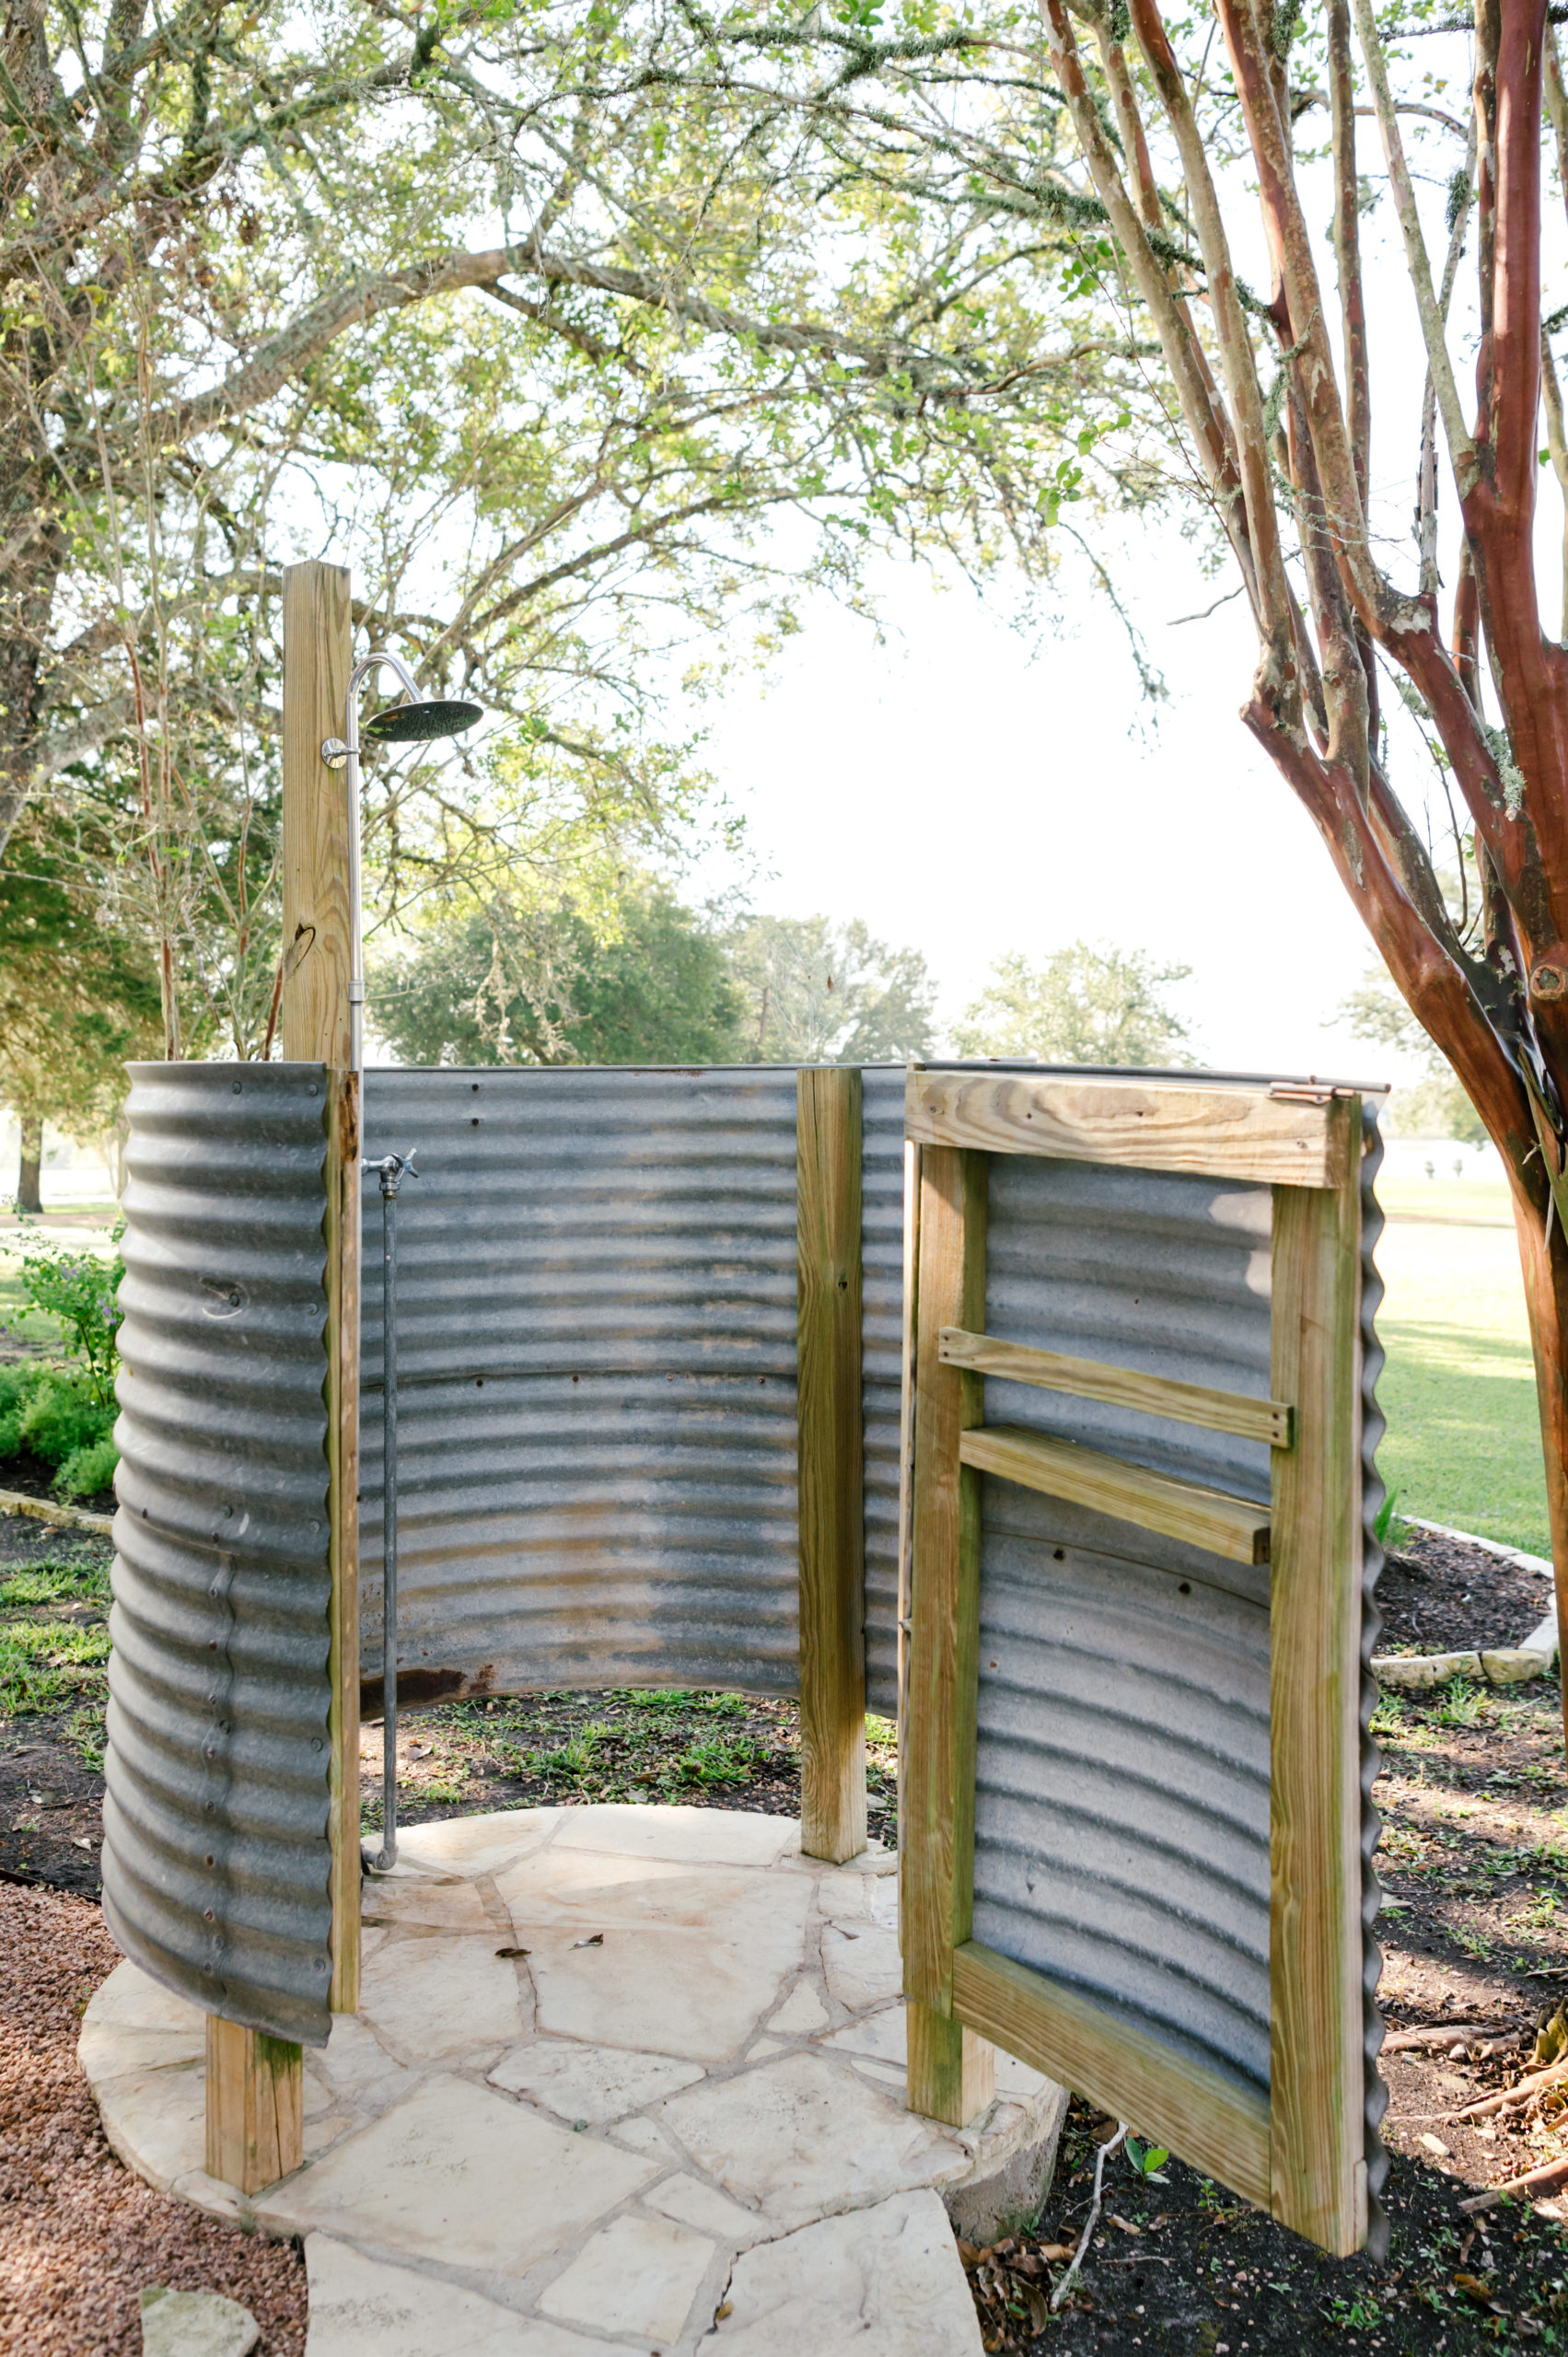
[322, 651, 480, 1873]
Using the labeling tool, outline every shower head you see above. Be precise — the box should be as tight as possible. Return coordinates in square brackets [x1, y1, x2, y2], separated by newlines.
[362, 698, 483, 745]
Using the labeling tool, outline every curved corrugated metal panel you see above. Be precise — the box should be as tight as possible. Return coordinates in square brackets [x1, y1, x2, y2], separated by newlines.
[970, 1158, 1275, 2096]
[860, 1068, 906, 1717]
[359, 1067, 803, 1699]
[104, 1062, 335, 2048]
[1358, 1103, 1391, 2250]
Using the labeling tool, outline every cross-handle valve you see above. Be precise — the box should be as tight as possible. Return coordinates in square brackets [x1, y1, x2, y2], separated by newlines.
[363, 1149, 418, 1200]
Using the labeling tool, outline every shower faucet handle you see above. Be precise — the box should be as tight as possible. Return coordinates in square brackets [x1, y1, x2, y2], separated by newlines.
[363, 1149, 419, 1198]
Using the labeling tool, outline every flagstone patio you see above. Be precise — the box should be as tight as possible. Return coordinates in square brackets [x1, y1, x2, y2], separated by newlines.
[78, 1805, 1067, 2355]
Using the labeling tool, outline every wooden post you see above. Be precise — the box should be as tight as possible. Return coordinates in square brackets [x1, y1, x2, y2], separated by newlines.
[203, 563, 356, 2192]
[796, 1066, 867, 1863]
[902, 1144, 994, 2128]
[205, 2017, 303, 2193]
[280, 559, 360, 2020]
[1269, 1097, 1366, 2255]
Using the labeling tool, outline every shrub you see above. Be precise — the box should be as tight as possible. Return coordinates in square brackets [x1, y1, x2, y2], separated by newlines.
[56, 1435, 119, 1501]
[15, 1224, 123, 1408]
[0, 1361, 117, 1497]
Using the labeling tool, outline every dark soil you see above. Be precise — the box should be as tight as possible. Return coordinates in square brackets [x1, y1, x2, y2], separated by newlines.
[0, 1446, 114, 1518]
[966, 2099, 1568, 2352]
[0, 1879, 307, 2356]
[1378, 1526, 1553, 1656]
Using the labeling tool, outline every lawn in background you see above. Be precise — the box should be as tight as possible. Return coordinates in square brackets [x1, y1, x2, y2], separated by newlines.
[1373, 1175, 1551, 1555]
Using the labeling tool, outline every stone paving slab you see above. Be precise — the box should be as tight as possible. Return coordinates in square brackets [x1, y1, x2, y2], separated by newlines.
[80, 1805, 1065, 2357]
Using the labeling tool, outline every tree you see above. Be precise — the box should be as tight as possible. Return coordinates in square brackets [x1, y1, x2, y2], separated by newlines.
[369, 885, 744, 1068]
[0, 809, 162, 1202]
[1341, 968, 1488, 1143]
[857, 0, 1568, 1691]
[952, 943, 1196, 1066]
[726, 917, 937, 1063]
[0, 0, 1156, 1054]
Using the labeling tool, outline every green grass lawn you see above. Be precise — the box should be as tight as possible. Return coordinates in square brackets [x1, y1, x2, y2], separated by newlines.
[1374, 1179, 1551, 1554]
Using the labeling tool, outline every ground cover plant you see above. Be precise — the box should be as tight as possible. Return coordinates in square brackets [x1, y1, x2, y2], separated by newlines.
[0, 1223, 122, 1505]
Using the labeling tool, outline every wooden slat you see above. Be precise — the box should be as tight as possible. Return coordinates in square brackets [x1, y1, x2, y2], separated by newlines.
[958, 1424, 1271, 1566]
[939, 1329, 1294, 1448]
[204, 2017, 303, 2194]
[796, 1066, 867, 1864]
[902, 1144, 990, 2124]
[326, 1069, 361, 2014]
[907, 1996, 995, 2131]
[952, 1942, 1272, 2212]
[906, 1069, 1350, 1189]
[1269, 1101, 1367, 2256]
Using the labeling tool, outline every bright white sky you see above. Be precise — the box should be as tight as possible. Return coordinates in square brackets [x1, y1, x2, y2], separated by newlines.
[684, 33, 1567, 1087]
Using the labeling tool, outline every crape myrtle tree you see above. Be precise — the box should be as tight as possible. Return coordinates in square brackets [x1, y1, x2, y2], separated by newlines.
[0, 0, 1164, 1058]
[865, 0, 1568, 1673]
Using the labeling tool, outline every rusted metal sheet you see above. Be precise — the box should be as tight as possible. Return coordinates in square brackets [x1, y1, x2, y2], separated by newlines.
[358, 1067, 804, 1701]
[968, 1158, 1275, 2095]
[104, 1062, 335, 2047]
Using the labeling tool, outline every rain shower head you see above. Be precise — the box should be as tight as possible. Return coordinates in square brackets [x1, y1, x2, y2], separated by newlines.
[362, 698, 483, 744]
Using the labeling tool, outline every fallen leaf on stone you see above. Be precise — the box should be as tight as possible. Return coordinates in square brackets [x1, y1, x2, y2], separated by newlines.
[571, 1932, 604, 1948]
[714, 2302, 734, 2322]
[494, 1945, 529, 1958]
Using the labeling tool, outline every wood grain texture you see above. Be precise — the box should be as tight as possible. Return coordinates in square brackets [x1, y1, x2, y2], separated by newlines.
[796, 1066, 867, 1864]
[280, 562, 353, 1069]
[204, 2017, 303, 2193]
[939, 1329, 1294, 1448]
[902, 1145, 987, 2026]
[953, 1941, 1272, 2212]
[907, 1996, 996, 2130]
[958, 1424, 1272, 1565]
[1269, 1104, 1367, 2256]
[906, 1069, 1349, 1189]
[326, 1068, 361, 2013]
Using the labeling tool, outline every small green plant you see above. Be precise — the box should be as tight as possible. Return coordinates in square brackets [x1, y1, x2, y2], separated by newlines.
[1434, 1676, 1485, 1727]
[1124, 2137, 1170, 2182]
[0, 1360, 118, 1496]
[0, 1619, 111, 1713]
[0, 1552, 110, 1608]
[14, 1221, 124, 1407]
[1372, 1486, 1406, 1550]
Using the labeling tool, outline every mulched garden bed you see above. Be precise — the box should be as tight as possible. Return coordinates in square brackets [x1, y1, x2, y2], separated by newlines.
[1377, 1524, 1553, 1656]
[0, 1446, 114, 1517]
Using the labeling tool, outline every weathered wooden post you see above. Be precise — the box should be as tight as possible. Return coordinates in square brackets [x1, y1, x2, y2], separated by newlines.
[796, 1066, 869, 1863]
[203, 559, 359, 2188]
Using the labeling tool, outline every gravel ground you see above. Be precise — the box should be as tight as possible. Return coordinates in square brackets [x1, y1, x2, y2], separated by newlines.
[0, 1882, 307, 2357]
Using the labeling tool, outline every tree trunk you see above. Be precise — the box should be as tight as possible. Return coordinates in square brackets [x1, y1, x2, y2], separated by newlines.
[1510, 1189, 1568, 1755]
[16, 1112, 41, 1214]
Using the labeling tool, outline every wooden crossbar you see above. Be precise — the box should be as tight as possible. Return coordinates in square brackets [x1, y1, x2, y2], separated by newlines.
[951, 1942, 1272, 2212]
[958, 1423, 1271, 1565]
[938, 1329, 1294, 1449]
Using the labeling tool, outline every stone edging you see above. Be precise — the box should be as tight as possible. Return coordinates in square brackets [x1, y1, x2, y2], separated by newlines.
[0, 1486, 113, 1537]
[1373, 1515, 1559, 1690]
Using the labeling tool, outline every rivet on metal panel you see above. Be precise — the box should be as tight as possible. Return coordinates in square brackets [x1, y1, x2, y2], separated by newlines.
[232, 1081, 242, 1094]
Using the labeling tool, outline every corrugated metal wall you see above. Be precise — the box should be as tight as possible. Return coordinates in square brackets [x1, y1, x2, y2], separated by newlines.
[105, 1063, 335, 2048]
[359, 1066, 904, 1713]
[358, 1068, 804, 1701]
[859, 1069, 906, 1717]
[969, 1160, 1276, 2098]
